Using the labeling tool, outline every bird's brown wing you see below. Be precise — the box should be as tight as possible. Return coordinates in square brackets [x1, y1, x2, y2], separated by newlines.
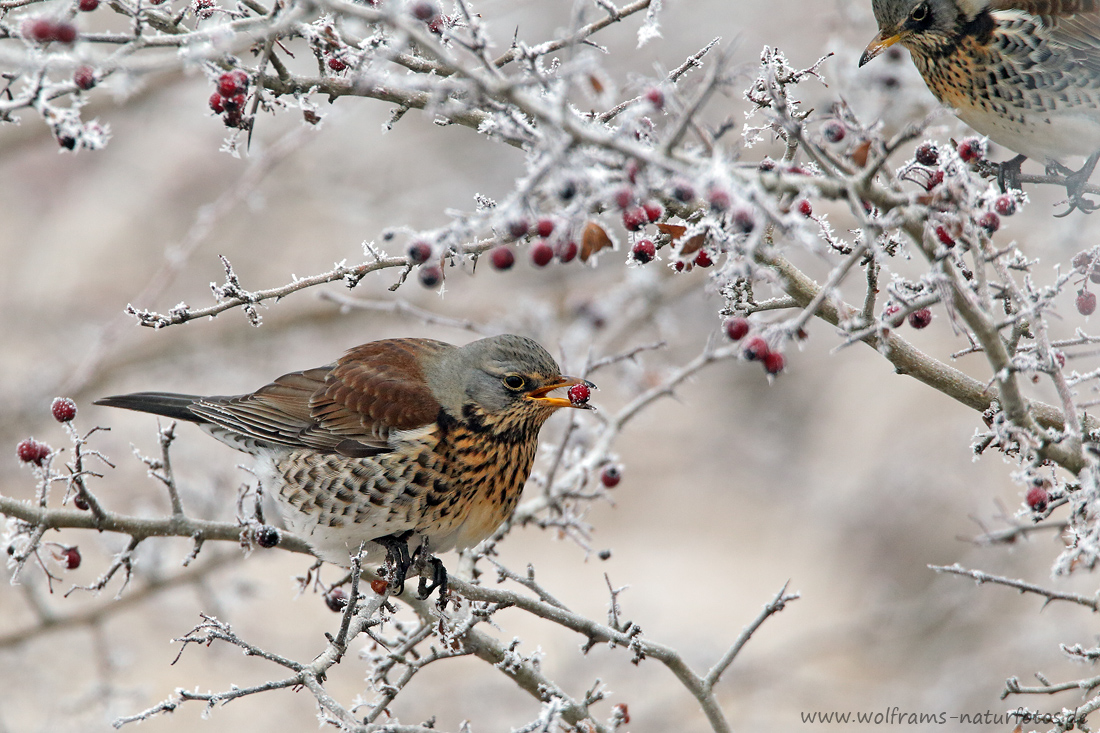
[994, 0, 1100, 66]
[190, 338, 450, 457]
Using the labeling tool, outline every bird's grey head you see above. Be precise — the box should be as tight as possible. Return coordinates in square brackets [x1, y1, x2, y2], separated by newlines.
[862, 0, 978, 65]
[424, 334, 589, 424]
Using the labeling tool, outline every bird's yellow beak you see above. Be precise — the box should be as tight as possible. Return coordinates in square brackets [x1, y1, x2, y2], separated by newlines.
[859, 30, 902, 67]
[526, 376, 596, 410]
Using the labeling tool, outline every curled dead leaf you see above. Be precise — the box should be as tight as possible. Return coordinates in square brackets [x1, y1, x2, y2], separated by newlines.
[581, 221, 613, 261]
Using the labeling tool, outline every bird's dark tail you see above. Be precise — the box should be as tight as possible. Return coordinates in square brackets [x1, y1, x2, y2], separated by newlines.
[94, 392, 208, 424]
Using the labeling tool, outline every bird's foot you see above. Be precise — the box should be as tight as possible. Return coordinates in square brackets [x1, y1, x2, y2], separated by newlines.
[413, 546, 447, 601]
[997, 154, 1027, 193]
[1050, 152, 1100, 217]
[375, 532, 414, 596]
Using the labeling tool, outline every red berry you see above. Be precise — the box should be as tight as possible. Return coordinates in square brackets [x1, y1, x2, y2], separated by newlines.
[327, 57, 347, 72]
[407, 240, 432, 264]
[1025, 485, 1049, 512]
[957, 137, 985, 163]
[419, 265, 443, 288]
[623, 207, 647, 231]
[255, 525, 279, 548]
[54, 21, 77, 43]
[326, 588, 348, 612]
[61, 546, 81, 570]
[51, 397, 77, 423]
[567, 383, 591, 405]
[763, 351, 785, 375]
[23, 18, 56, 42]
[673, 261, 685, 272]
[1073, 252, 1092, 272]
[908, 308, 932, 329]
[556, 240, 578, 263]
[216, 70, 247, 97]
[16, 439, 50, 466]
[73, 494, 90, 511]
[411, 0, 438, 21]
[222, 93, 245, 113]
[724, 317, 750, 341]
[370, 579, 389, 595]
[743, 336, 769, 361]
[796, 199, 812, 217]
[530, 241, 554, 267]
[507, 218, 529, 240]
[614, 187, 633, 210]
[642, 201, 663, 223]
[978, 211, 1000, 233]
[427, 14, 445, 33]
[209, 93, 225, 113]
[733, 208, 756, 233]
[645, 87, 664, 109]
[822, 121, 846, 143]
[490, 246, 515, 270]
[73, 66, 95, 90]
[600, 465, 622, 488]
[926, 170, 944, 190]
[994, 195, 1017, 216]
[915, 142, 939, 166]
[672, 182, 695, 202]
[694, 250, 713, 268]
[758, 158, 776, 172]
[78, 0, 99, 10]
[536, 219, 555, 238]
[631, 239, 656, 264]
[935, 226, 954, 247]
[707, 188, 731, 211]
[1078, 289, 1097, 316]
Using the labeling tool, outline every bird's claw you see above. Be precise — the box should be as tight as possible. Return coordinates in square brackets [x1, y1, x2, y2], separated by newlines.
[1051, 152, 1100, 217]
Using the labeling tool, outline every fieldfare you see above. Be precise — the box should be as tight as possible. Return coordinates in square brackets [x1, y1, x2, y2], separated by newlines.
[95, 335, 594, 597]
[859, 0, 1100, 207]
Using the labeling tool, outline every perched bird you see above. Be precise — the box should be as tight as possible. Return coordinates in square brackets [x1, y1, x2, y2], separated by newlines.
[859, 0, 1100, 205]
[95, 335, 594, 597]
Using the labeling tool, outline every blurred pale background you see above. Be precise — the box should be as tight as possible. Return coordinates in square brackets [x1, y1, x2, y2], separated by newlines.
[3, 1, 1099, 731]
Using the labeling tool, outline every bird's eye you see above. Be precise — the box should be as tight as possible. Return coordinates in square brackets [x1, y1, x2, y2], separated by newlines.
[910, 3, 928, 22]
[503, 375, 526, 391]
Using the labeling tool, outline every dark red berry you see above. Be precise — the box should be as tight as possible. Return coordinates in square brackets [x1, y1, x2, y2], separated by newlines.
[325, 588, 348, 612]
[53, 22, 77, 43]
[645, 87, 664, 109]
[58, 135, 76, 150]
[625, 159, 641, 184]
[694, 250, 713, 268]
[78, 0, 99, 10]
[672, 182, 695, 202]
[490, 246, 515, 270]
[822, 121, 846, 143]
[1078, 290, 1097, 316]
[16, 439, 50, 466]
[530, 241, 554, 267]
[419, 265, 443, 288]
[427, 14, 446, 33]
[733, 208, 756, 233]
[642, 201, 663, 223]
[73, 494, 90, 511]
[411, 0, 438, 21]
[536, 219, 555, 238]
[61, 546, 81, 570]
[73, 66, 95, 90]
[327, 57, 347, 72]
[556, 241, 578, 263]
[796, 199, 812, 217]
[614, 187, 633, 210]
[707, 188, 731, 211]
[673, 261, 685, 272]
[763, 351, 785, 375]
[370, 579, 389, 595]
[407, 240, 432, 264]
[994, 195, 1017, 216]
[957, 137, 985, 163]
[1073, 252, 1092, 272]
[51, 397, 76, 423]
[908, 308, 932, 329]
[935, 226, 954, 247]
[743, 336, 769, 361]
[978, 211, 1000, 234]
[1025, 485, 1049, 512]
[23, 18, 55, 42]
[222, 93, 245, 113]
[926, 170, 944, 190]
[209, 93, 225, 113]
[623, 207, 648, 231]
[724, 317, 750, 341]
[758, 158, 776, 172]
[631, 239, 656, 264]
[559, 181, 577, 200]
[567, 383, 591, 405]
[216, 70, 247, 97]
[255, 525, 279, 548]
[507, 218, 529, 240]
[915, 142, 939, 166]
[600, 465, 622, 488]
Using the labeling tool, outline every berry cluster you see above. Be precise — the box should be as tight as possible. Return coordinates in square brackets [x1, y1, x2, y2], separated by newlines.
[208, 70, 249, 128]
[21, 17, 78, 44]
[723, 317, 784, 375]
[1071, 249, 1100, 315]
[484, 217, 579, 277]
[16, 438, 51, 466]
